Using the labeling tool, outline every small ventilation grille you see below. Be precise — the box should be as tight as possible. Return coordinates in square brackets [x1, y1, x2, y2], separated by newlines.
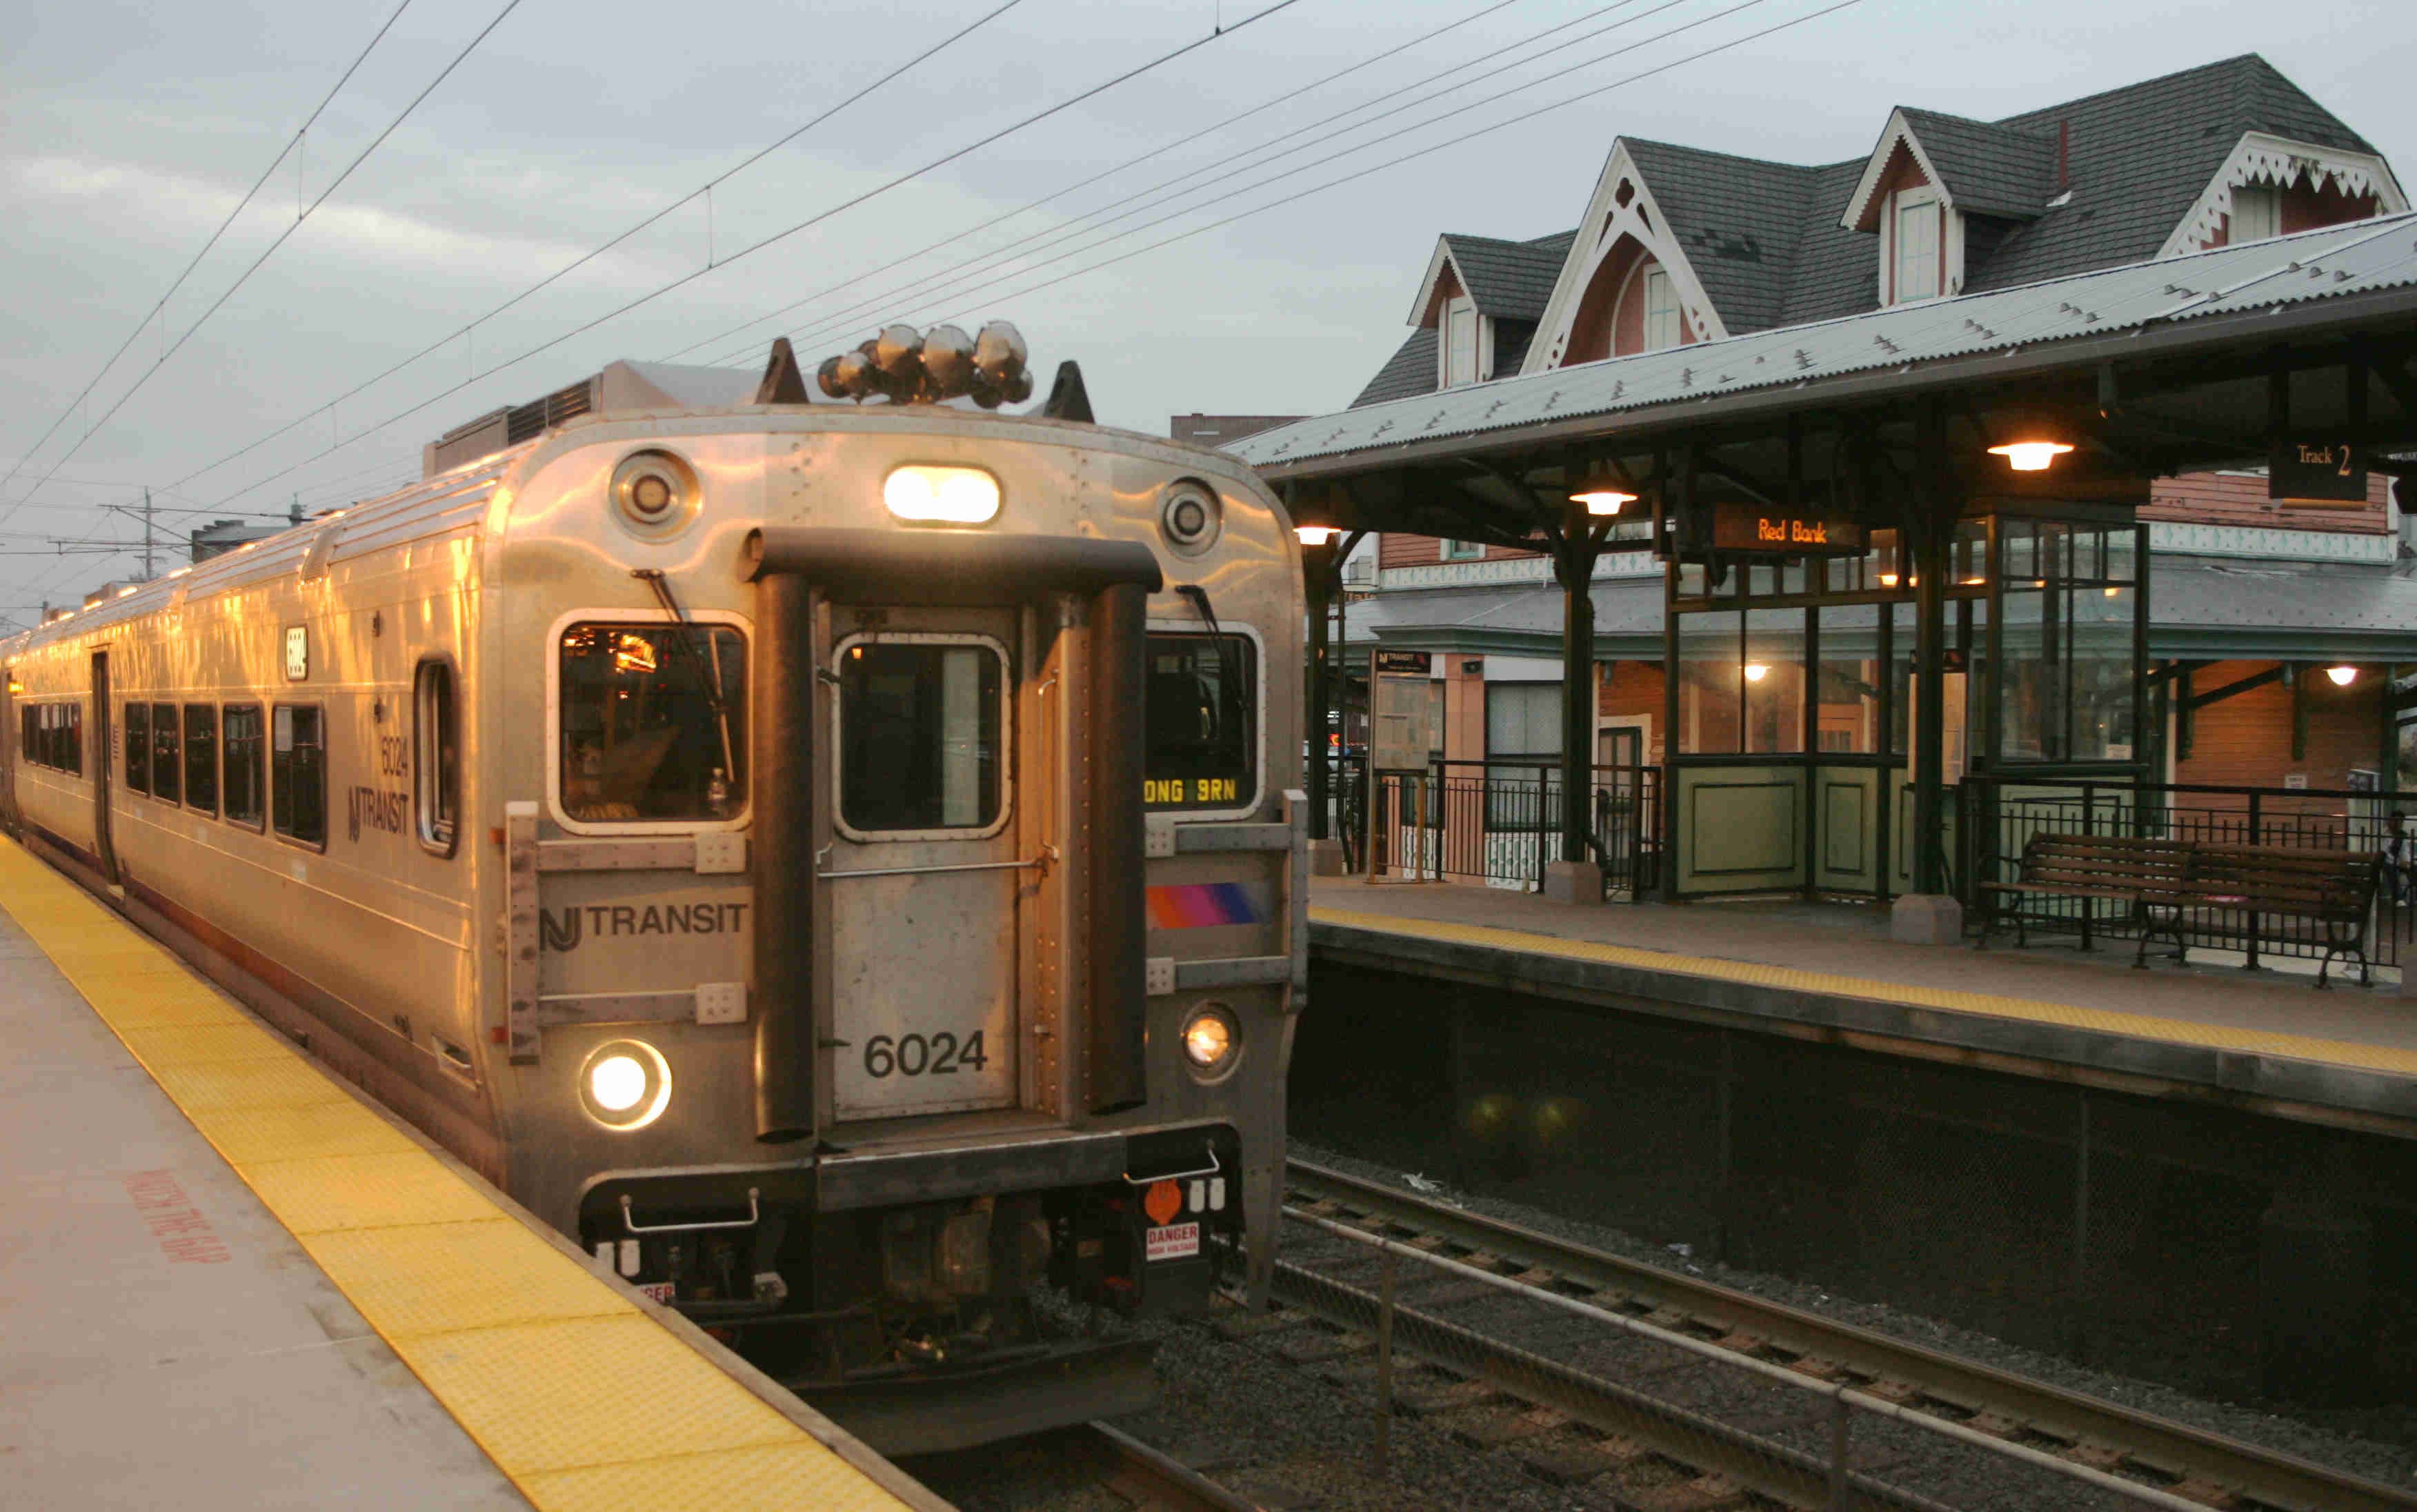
[506, 380, 594, 444]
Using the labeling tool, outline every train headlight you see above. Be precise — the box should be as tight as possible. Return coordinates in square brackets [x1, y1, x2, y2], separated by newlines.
[885, 464, 1000, 526]
[1180, 1004, 1240, 1079]
[610, 450, 702, 541]
[579, 1040, 671, 1131]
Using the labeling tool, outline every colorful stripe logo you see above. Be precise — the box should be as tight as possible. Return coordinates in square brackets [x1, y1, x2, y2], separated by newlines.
[1146, 882, 1269, 930]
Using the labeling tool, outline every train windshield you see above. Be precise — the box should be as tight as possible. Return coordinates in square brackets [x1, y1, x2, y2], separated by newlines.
[1144, 631, 1256, 812]
[559, 624, 747, 823]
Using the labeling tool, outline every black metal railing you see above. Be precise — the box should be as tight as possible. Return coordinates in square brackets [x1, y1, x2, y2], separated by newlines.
[1355, 759, 1661, 899]
[1964, 774, 2415, 975]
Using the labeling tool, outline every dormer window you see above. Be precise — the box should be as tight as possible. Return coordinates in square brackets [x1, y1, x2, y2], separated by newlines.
[2229, 183, 2280, 243]
[1442, 295, 1480, 387]
[1642, 269, 1682, 351]
[1892, 196, 1941, 302]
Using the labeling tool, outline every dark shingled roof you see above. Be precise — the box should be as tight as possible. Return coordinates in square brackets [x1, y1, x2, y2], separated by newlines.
[1350, 54, 2380, 400]
[1438, 230, 1575, 321]
[1895, 108, 2055, 221]
[1353, 328, 1437, 408]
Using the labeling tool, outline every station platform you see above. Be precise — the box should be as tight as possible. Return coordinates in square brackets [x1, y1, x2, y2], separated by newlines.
[1310, 877, 2417, 1133]
[0, 839, 942, 1512]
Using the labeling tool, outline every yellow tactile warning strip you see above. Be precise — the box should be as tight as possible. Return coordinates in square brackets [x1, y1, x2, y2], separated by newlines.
[1312, 904, 2417, 1078]
[0, 840, 913, 1512]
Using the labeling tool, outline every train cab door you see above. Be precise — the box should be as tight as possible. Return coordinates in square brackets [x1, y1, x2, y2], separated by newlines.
[90, 650, 117, 881]
[824, 608, 1021, 1121]
[0, 661, 15, 832]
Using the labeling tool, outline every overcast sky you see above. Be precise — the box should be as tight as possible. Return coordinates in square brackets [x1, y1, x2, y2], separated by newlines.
[2, 0, 2410, 624]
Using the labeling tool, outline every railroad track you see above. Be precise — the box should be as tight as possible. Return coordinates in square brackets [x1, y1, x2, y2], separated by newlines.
[1281, 1157, 2417, 1512]
[909, 1421, 1261, 1511]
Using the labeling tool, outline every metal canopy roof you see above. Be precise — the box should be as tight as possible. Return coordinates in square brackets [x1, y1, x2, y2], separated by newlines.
[1236, 214, 2417, 479]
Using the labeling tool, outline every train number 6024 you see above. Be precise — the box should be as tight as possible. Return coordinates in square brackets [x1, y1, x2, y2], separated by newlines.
[862, 1031, 988, 1079]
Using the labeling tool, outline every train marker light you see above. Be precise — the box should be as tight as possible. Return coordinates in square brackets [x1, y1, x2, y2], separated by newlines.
[1180, 1004, 1238, 1077]
[579, 1040, 671, 1131]
[884, 464, 1000, 525]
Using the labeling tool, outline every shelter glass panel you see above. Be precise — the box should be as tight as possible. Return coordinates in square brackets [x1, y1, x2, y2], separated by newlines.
[1743, 608, 1804, 754]
[1817, 603, 1882, 754]
[1677, 610, 1743, 755]
[1996, 521, 2139, 764]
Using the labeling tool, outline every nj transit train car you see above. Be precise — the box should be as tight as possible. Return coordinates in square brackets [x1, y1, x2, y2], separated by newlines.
[0, 333, 1305, 1451]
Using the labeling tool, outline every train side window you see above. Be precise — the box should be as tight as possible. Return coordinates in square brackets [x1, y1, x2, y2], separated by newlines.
[557, 623, 746, 824]
[836, 639, 1006, 835]
[64, 702, 81, 776]
[223, 704, 265, 830]
[183, 704, 218, 816]
[150, 702, 181, 805]
[1143, 630, 1259, 812]
[125, 702, 150, 795]
[17, 706, 31, 768]
[272, 704, 326, 846]
[30, 704, 49, 770]
[414, 660, 458, 855]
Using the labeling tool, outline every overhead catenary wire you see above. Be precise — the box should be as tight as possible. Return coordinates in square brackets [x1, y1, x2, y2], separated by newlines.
[856, 1, 1867, 355]
[667, 0, 1559, 365]
[150, 0, 1035, 506]
[0, 0, 416, 511]
[750, 0, 1712, 366]
[0, 0, 531, 530]
[694, 0, 1717, 370]
[179, 0, 1313, 515]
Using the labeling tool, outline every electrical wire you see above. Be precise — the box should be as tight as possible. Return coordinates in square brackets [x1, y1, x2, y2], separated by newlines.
[667, 0, 1553, 365]
[0, 0, 530, 528]
[852, 1, 1865, 355]
[149, 0, 1035, 506]
[179, 0, 1313, 513]
[0, 0, 416, 510]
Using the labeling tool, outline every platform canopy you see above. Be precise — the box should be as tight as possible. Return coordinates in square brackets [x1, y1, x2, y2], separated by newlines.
[1245, 215, 2417, 906]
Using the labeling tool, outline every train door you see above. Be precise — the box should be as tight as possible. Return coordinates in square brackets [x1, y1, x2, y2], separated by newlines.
[90, 650, 117, 880]
[825, 609, 1019, 1120]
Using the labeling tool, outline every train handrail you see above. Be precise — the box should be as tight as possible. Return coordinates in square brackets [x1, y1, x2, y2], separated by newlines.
[621, 1186, 761, 1235]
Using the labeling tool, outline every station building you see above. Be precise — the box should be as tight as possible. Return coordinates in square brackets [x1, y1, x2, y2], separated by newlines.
[1284, 55, 2416, 802]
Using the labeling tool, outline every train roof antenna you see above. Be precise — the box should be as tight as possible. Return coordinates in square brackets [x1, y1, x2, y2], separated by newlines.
[1040, 359, 1093, 424]
[754, 337, 811, 405]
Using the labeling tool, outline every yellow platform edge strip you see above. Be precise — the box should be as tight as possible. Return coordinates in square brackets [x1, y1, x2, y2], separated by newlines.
[0, 840, 910, 1512]
[1311, 904, 2417, 1078]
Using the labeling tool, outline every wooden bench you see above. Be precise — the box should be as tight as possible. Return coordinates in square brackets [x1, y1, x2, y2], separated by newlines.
[1976, 834, 2194, 965]
[1978, 834, 2380, 987]
[2156, 844, 2380, 989]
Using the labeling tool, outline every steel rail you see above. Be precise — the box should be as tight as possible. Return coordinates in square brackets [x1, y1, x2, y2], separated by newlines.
[1075, 1421, 1263, 1512]
[1288, 1157, 2417, 1512]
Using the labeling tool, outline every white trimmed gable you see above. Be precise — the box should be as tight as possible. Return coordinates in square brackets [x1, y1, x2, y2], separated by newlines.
[2157, 131, 2409, 258]
[1521, 139, 1729, 375]
[1841, 110, 1955, 232]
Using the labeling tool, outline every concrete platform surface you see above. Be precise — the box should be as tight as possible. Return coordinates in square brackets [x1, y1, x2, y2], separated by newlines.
[0, 839, 940, 1512]
[1311, 879, 2417, 1128]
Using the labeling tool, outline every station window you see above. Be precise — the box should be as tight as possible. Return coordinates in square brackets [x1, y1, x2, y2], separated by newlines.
[1144, 631, 1258, 813]
[415, 660, 459, 855]
[150, 702, 181, 806]
[557, 623, 746, 824]
[124, 702, 150, 795]
[183, 704, 218, 816]
[223, 704, 265, 829]
[837, 639, 1004, 834]
[272, 704, 326, 846]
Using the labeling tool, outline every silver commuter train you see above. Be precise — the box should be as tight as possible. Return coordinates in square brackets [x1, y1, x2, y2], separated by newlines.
[0, 335, 1304, 1450]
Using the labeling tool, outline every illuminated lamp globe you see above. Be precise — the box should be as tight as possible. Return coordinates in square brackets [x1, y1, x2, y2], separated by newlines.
[1987, 440, 2075, 472]
[1743, 663, 1770, 684]
[1567, 461, 1636, 517]
[2327, 666, 2359, 687]
[589, 1053, 648, 1113]
[1295, 524, 1340, 547]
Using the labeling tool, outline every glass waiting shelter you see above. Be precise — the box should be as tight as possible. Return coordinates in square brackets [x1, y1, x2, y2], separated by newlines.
[1662, 503, 2146, 899]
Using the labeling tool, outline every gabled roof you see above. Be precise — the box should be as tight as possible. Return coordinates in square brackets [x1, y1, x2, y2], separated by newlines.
[1978, 54, 2377, 288]
[1891, 108, 2056, 221]
[1619, 139, 1825, 335]
[1439, 230, 1575, 323]
[1240, 213, 2417, 472]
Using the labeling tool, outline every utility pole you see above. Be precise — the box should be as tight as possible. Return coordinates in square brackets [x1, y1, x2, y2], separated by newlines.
[141, 488, 156, 581]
